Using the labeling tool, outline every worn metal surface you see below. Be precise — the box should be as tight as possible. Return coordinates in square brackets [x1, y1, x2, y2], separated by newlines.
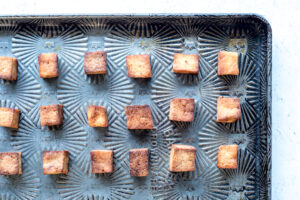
[0, 15, 271, 200]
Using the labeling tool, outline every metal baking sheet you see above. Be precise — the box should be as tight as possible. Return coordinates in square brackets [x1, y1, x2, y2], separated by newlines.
[0, 14, 271, 200]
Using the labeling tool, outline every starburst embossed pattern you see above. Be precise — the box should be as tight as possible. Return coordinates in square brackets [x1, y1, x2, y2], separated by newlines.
[72, 101, 118, 174]
[0, 19, 20, 58]
[154, 165, 229, 199]
[152, 68, 228, 115]
[57, 58, 134, 114]
[57, 163, 134, 200]
[105, 22, 182, 68]
[11, 112, 87, 159]
[172, 18, 207, 55]
[0, 16, 271, 199]
[77, 18, 114, 51]
[221, 54, 260, 132]
[221, 150, 257, 199]
[0, 65, 41, 114]
[12, 24, 88, 67]
[198, 23, 263, 67]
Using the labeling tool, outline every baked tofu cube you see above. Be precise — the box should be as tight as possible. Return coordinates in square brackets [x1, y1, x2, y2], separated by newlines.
[129, 148, 148, 177]
[38, 53, 58, 78]
[0, 107, 20, 129]
[169, 144, 196, 172]
[173, 53, 199, 74]
[218, 51, 239, 75]
[87, 105, 108, 127]
[217, 145, 238, 169]
[217, 97, 241, 123]
[0, 152, 22, 175]
[0, 56, 18, 80]
[43, 151, 69, 175]
[90, 150, 113, 173]
[126, 54, 151, 78]
[169, 98, 195, 122]
[125, 105, 153, 129]
[40, 104, 63, 126]
[84, 51, 107, 75]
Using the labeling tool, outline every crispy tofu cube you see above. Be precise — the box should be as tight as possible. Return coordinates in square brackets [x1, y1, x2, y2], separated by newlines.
[169, 144, 196, 172]
[0, 56, 18, 80]
[0, 152, 22, 175]
[217, 145, 238, 169]
[217, 96, 241, 123]
[129, 148, 148, 177]
[84, 51, 107, 75]
[125, 105, 153, 129]
[87, 105, 108, 127]
[0, 107, 20, 129]
[173, 53, 199, 74]
[169, 98, 195, 122]
[90, 150, 113, 173]
[43, 151, 69, 175]
[38, 53, 58, 78]
[40, 104, 63, 126]
[126, 54, 151, 78]
[218, 51, 239, 75]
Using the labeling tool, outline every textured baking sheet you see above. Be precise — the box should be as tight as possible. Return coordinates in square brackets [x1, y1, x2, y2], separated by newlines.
[0, 15, 271, 200]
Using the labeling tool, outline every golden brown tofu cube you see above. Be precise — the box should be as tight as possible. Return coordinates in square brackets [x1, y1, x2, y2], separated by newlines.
[0, 152, 22, 175]
[40, 104, 63, 126]
[126, 54, 151, 78]
[38, 53, 58, 78]
[87, 105, 108, 127]
[169, 98, 195, 122]
[0, 56, 18, 80]
[169, 144, 196, 172]
[90, 150, 113, 173]
[173, 53, 199, 74]
[43, 151, 69, 175]
[218, 51, 239, 75]
[84, 51, 107, 75]
[217, 145, 238, 169]
[217, 96, 241, 123]
[129, 148, 148, 177]
[0, 107, 20, 129]
[125, 105, 153, 129]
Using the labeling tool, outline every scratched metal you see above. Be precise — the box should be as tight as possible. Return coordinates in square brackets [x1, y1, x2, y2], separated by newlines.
[0, 15, 271, 200]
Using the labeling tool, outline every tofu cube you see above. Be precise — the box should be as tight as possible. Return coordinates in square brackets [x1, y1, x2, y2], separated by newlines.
[0, 56, 18, 80]
[84, 51, 107, 75]
[125, 105, 153, 129]
[217, 96, 241, 123]
[129, 148, 148, 177]
[217, 145, 238, 169]
[218, 51, 239, 75]
[173, 53, 199, 74]
[0, 152, 22, 175]
[0, 107, 20, 129]
[43, 151, 69, 175]
[38, 53, 58, 78]
[87, 105, 108, 127]
[40, 104, 63, 126]
[169, 98, 195, 122]
[126, 54, 151, 78]
[169, 144, 196, 172]
[90, 150, 113, 173]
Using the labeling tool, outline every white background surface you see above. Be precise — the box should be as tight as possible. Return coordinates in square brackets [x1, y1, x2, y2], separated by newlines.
[1, 0, 300, 199]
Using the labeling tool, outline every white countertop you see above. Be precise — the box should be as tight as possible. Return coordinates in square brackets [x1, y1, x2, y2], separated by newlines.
[2, 0, 300, 199]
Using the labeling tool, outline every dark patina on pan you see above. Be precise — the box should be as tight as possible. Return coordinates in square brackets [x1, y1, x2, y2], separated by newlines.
[0, 14, 271, 200]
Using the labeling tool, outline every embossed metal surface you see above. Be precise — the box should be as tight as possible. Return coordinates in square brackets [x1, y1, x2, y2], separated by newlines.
[0, 15, 271, 200]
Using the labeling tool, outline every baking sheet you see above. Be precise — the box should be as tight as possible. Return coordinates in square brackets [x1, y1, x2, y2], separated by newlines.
[0, 15, 271, 200]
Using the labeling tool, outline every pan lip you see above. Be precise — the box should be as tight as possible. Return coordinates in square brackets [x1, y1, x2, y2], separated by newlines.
[0, 13, 272, 199]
